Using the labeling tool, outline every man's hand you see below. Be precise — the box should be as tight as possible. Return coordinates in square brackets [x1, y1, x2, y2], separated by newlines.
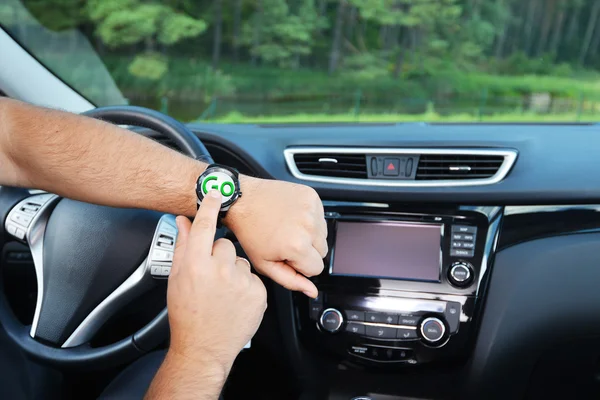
[146, 189, 267, 399]
[225, 177, 327, 298]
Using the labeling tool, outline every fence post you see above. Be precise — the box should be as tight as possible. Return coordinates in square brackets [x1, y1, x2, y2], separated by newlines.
[576, 92, 584, 122]
[477, 88, 488, 122]
[353, 89, 362, 120]
[160, 96, 168, 115]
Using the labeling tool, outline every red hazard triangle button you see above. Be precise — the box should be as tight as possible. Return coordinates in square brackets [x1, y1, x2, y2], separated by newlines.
[383, 158, 400, 176]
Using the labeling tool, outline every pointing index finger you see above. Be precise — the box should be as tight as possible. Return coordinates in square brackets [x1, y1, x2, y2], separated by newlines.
[188, 189, 222, 258]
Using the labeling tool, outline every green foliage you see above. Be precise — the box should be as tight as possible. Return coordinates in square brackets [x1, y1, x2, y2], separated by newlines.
[128, 53, 168, 80]
[241, 0, 324, 66]
[158, 12, 206, 45]
[23, 0, 86, 31]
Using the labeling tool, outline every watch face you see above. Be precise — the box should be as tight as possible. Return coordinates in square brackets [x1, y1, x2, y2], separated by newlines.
[196, 167, 239, 208]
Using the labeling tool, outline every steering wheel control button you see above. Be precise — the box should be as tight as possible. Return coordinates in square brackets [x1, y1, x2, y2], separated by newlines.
[346, 323, 366, 335]
[152, 249, 174, 262]
[320, 308, 343, 333]
[157, 235, 175, 249]
[420, 317, 446, 343]
[345, 310, 365, 322]
[160, 266, 171, 276]
[366, 325, 396, 339]
[449, 263, 473, 287]
[383, 158, 400, 176]
[11, 212, 33, 227]
[397, 328, 418, 340]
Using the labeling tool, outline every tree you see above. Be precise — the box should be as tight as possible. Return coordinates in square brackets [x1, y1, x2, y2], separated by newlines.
[579, 0, 600, 64]
[212, 0, 223, 68]
[329, 0, 346, 74]
[232, 0, 243, 62]
[87, 0, 206, 80]
[242, 0, 323, 67]
[549, 0, 566, 56]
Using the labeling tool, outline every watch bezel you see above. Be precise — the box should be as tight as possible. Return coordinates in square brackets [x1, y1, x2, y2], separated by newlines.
[196, 165, 241, 210]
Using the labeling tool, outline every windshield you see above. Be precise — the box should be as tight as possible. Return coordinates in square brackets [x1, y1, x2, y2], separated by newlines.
[1, 0, 599, 124]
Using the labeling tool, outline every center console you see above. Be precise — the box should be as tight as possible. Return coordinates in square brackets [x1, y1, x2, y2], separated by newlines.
[293, 204, 501, 368]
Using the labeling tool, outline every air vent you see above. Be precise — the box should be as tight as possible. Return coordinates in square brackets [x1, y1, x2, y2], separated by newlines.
[293, 154, 367, 178]
[416, 154, 504, 180]
[284, 147, 518, 187]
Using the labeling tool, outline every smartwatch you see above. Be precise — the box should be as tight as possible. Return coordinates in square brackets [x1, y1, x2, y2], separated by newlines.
[195, 164, 242, 219]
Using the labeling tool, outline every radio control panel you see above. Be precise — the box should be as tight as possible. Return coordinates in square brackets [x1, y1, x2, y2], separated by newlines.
[295, 207, 497, 368]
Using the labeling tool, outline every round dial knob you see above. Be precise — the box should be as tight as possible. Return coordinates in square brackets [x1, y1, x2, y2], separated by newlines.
[420, 317, 446, 343]
[448, 262, 473, 287]
[319, 308, 343, 333]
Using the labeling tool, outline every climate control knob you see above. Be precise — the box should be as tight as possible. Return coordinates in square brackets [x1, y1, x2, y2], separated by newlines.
[448, 262, 473, 287]
[420, 317, 446, 343]
[319, 308, 344, 333]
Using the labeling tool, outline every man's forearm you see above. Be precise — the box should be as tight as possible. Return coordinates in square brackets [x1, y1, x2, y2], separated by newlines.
[0, 98, 205, 216]
[145, 351, 228, 400]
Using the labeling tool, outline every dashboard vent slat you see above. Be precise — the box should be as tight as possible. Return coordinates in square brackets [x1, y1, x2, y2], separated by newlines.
[293, 154, 367, 179]
[416, 154, 505, 180]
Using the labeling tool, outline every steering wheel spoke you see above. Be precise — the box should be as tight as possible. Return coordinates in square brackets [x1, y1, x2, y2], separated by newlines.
[62, 215, 177, 347]
[5, 193, 60, 337]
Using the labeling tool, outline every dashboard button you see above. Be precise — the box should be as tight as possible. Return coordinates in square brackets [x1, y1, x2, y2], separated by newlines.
[420, 317, 446, 343]
[452, 225, 477, 234]
[445, 302, 461, 333]
[449, 263, 473, 286]
[397, 328, 418, 340]
[366, 312, 395, 323]
[309, 304, 323, 320]
[461, 241, 475, 249]
[450, 249, 474, 257]
[463, 234, 475, 241]
[346, 323, 366, 335]
[366, 325, 396, 339]
[398, 315, 419, 326]
[320, 308, 343, 333]
[383, 158, 400, 176]
[345, 310, 365, 322]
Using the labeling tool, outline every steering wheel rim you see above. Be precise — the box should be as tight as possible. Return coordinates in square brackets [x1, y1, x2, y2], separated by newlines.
[0, 105, 211, 369]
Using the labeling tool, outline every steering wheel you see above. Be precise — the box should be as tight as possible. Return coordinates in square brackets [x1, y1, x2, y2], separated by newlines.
[0, 106, 212, 369]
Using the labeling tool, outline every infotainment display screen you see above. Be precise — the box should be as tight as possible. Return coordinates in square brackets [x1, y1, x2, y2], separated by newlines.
[331, 221, 443, 282]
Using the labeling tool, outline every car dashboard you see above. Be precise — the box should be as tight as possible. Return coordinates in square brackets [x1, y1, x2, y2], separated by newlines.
[144, 122, 600, 399]
[7, 122, 600, 400]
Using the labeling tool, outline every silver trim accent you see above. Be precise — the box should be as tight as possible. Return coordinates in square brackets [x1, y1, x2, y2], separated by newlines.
[284, 147, 518, 187]
[318, 157, 338, 164]
[319, 308, 343, 333]
[347, 321, 417, 330]
[322, 200, 389, 209]
[62, 214, 177, 347]
[363, 297, 446, 314]
[62, 257, 151, 347]
[7, 195, 62, 338]
[449, 165, 472, 172]
[420, 317, 446, 342]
